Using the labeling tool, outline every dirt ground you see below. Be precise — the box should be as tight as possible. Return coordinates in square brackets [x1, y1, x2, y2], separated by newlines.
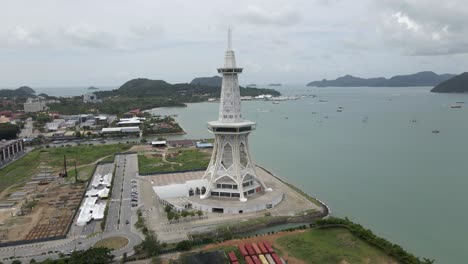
[0, 181, 85, 242]
[203, 230, 309, 264]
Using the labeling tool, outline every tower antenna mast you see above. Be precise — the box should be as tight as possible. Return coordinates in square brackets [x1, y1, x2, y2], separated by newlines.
[227, 26, 232, 50]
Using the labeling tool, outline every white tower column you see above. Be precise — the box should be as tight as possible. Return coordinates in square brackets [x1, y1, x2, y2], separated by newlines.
[201, 28, 271, 202]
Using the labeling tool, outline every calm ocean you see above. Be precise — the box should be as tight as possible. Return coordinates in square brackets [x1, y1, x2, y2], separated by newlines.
[149, 86, 468, 264]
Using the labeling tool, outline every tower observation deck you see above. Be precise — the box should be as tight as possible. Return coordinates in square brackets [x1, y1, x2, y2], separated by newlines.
[201, 28, 271, 202]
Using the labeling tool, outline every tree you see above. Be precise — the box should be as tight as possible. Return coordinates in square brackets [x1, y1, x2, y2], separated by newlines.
[139, 230, 161, 257]
[68, 247, 114, 264]
[175, 240, 192, 251]
[196, 210, 203, 217]
[74, 131, 81, 138]
[181, 210, 189, 218]
[0, 123, 20, 139]
[173, 213, 180, 221]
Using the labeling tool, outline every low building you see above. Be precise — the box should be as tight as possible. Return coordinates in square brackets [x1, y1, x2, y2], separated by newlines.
[151, 140, 167, 147]
[196, 142, 213, 148]
[153, 179, 209, 212]
[62, 120, 78, 128]
[45, 119, 65, 131]
[167, 139, 195, 148]
[83, 93, 101, 103]
[0, 139, 25, 166]
[0, 116, 11, 123]
[23, 98, 48, 112]
[94, 115, 108, 126]
[101, 126, 141, 134]
[117, 117, 143, 127]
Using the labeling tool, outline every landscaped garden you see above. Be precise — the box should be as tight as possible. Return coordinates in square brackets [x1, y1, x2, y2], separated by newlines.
[138, 149, 210, 174]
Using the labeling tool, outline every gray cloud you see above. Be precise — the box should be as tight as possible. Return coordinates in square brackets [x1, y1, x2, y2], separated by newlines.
[0, 0, 467, 87]
[62, 24, 118, 49]
[237, 5, 301, 26]
[374, 0, 468, 55]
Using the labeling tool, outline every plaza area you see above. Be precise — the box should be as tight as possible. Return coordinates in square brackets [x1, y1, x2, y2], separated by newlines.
[137, 167, 323, 243]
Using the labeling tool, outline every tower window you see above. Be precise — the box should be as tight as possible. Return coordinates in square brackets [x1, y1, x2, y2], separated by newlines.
[221, 143, 233, 168]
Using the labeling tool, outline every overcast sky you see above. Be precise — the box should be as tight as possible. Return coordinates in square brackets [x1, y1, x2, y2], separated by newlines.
[1, 0, 467, 87]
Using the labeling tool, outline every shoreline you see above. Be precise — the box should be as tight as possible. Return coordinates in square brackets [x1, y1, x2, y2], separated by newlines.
[257, 165, 331, 216]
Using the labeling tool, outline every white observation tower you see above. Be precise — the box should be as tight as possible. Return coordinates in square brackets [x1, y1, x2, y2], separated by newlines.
[201, 28, 272, 202]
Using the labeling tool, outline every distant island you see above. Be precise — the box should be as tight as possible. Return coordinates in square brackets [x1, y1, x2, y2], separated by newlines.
[307, 71, 455, 87]
[268, 83, 282, 86]
[87, 86, 99, 90]
[47, 78, 280, 115]
[189, 76, 280, 96]
[0, 86, 35, 97]
[190, 76, 222, 87]
[431, 72, 468, 93]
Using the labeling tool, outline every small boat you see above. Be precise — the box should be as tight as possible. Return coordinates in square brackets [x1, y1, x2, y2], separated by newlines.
[432, 130, 440, 134]
[285, 117, 289, 119]
[410, 120, 417, 123]
[319, 100, 328, 103]
[272, 102, 280, 104]
[311, 112, 318, 114]
[450, 105, 462, 109]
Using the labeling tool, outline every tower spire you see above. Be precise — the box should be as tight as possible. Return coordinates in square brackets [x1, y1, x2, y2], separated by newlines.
[227, 25, 232, 50]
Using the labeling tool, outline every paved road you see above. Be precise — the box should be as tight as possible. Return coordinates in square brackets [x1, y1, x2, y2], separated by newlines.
[0, 154, 144, 264]
[106, 155, 125, 232]
[18, 118, 34, 138]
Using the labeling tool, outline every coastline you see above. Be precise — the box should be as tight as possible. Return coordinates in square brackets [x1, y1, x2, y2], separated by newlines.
[257, 165, 331, 216]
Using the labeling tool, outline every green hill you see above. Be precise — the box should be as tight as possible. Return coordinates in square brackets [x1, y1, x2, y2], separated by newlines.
[431, 72, 468, 93]
[96, 78, 280, 98]
[307, 71, 455, 87]
[0, 86, 35, 97]
[49, 78, 280, 115]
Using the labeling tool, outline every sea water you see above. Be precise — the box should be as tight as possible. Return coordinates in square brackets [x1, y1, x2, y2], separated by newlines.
[149, 86, 468, 264]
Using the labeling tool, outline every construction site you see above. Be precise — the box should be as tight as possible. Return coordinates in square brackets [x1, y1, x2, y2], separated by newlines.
[0, 156, 88, 245]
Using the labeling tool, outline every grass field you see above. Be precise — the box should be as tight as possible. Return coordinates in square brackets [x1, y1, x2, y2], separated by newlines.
[138, 149, 210, 174]
[0, 144, 131, 193]
[94, 236, 129, 250]
[66, 164, 96, 181]
[276, 227, 398, 263]
[138, 154, 173, 173]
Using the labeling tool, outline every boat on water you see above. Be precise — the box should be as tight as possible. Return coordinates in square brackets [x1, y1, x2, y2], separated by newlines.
[337, 109, 342, 112]
[450, 105, 462, 109]
[272, 102, 280, 104]
[432, 130, 440, 134]
[319, 100, 328, 103]
[456, 101, 465, 104]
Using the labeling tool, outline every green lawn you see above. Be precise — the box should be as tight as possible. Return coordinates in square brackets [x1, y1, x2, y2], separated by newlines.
[0, 144, 131, 193]
[94, 236, 129, 250]
[44, 144, 131, 167]
[138, 154, 174, 174]
[138, 149, 209, 174]
[276, 227, 398, 263]
[166, 149, 210, 170]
